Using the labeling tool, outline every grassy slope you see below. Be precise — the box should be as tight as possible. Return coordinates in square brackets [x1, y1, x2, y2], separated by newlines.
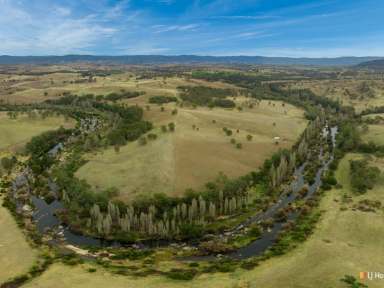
[0, 112, 74, 153]
[26, 153, 384, 287]
[0, 72, 239, 104]
[290, 79, 384, 113]
[364, 124, 384, 145]
[76, 100, 306, 202]
[0, 197, 37, 283]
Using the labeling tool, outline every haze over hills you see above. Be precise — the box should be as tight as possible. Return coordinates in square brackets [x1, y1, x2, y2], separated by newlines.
[357, 58, 384, 70]
[0, 55, 382, 66]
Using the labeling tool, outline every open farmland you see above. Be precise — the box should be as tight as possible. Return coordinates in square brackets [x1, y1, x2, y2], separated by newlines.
[24, 154, 384, 288]
[76, 100, 306, 202]
[0, 112, 74, 153]
[0, 68, 239, 105]
[363, 124, 384, 145]
[288, 79, 384, 112]
[0, 198, 37, 283]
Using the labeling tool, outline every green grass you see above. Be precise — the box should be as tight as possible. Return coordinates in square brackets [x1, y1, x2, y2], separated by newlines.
[364, 125, 384, 145]
[0, 197, 37, 283]
[0, 112, 74, 153]
[25, 153, 384, 288]
[76, 101, 307, 202]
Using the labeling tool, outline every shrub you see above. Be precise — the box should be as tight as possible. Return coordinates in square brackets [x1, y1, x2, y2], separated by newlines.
[149, 96, 178, 104]
[138, 136, 147, 146]
[179, 223, 204, 239]
[147, 133, 157, 140]
[199, 240, 233, 254]
[168, 122, 175, 132]
[166, 268, 198, 281]
[350, 159, 380, 193]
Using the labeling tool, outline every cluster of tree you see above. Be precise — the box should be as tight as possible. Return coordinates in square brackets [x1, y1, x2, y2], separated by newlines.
[161, 122, 175, 133]
[106, 121, 152, 147]
[190, 71, 348, 120]
[191, 71, 279, 87]
[1, 156, 17, 172]
[87, 192, 249, 238]
[222, 127, 233, 136]
[178, 86, 236, 108]
[26, 127, 74, 174]
[361, 105, 384, 116]
[349, 159, 381, 194]
[269, 151, 296, 188]
[45, 90, 144, 105]
[148, 96, 178, 104]
[336, 120, 361, 152]
[356, 81, 376, 98]
[103, 91, 144, 102]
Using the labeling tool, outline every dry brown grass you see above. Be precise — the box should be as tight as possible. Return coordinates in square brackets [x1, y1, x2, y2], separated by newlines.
[0, 197, 37, 283]
[24, 154, 384, 288]
[76, 100, 306, 202]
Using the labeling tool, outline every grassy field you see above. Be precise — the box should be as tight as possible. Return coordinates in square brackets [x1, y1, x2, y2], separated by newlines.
[0, 69, 239, 104]
[289, 79, 384, 112]
[77, 100, 307, 202]
[0, 197, 37, 284]
[363, 124, 384, 145]
[0, 112, 74, 153]
[24, 153, 384, 288]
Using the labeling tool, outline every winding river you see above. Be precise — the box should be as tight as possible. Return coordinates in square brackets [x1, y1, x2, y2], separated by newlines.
[12, 126, 337, 260]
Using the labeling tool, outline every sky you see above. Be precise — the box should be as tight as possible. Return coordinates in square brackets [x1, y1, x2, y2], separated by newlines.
[0, 0, 383, 57]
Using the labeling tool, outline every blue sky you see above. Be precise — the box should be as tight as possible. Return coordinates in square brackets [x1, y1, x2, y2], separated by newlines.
[0, 0, 383, 57]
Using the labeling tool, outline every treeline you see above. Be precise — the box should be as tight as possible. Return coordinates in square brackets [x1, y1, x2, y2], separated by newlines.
[178, 86, 236, 108]
[103, 91, 144, 102]
[45, 93, 152, 148]
[54, 115, 326, 241]
[26, 127, 74, 174]
[190, 71, 348, 120]
[349, 159, 380, 194]
[54, 155, 255, 240]
[360, 105, 384, 115]
[148, 96, 178, 104]
[45, 90, 144, 105]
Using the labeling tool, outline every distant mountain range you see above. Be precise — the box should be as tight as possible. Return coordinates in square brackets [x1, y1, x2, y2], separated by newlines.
[0, 55, 382, 66]
[356, 59, 384, 70]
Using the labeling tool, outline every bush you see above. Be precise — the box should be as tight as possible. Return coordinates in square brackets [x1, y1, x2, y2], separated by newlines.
[166, 268, 198, 281]
[168, 122, 175, 132]
[138, 136, 147, 146]
[110, 249, 153, 260]
[147, 133, 157, 140]
[205, 259, 238, 273]
[350, 159, 381, 193]
[248, 224, 262, 237]
[199, 240, 233, 254]
[179, 223, 204, 239]
[149, 96, 178, 104]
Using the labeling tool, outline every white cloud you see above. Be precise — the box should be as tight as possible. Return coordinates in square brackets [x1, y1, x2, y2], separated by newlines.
[152, 24, 199, 33]
[0, 1, 118, 55]
[54, 6, 71, 17]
